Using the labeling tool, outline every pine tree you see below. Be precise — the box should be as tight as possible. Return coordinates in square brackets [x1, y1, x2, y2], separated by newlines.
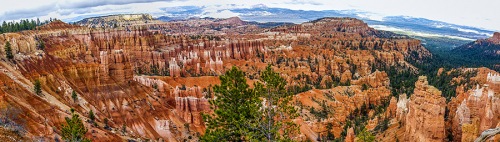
[34, 79, 42, 95]
[202, 66, 261, 141]
[4, 41, 13, 59]
[61, 109, 90, 142]
[71, 91, 78, 103]
[253, 65, 299, 141]
[88, 110, 95, 123]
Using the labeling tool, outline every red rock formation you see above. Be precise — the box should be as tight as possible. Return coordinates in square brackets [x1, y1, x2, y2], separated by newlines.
[405, 76, 446, 142]
[175, 96, 209, 126]
[440, 68, 500, 142]
[461, 119, 480, 142]
[169, 58, 181, 77]
[99, 50, 133, 84]
[205, 56, 223, 74]
[487, 32, 500, 44]
[172, 85, 209, 126]
[385, 97, 397, 118]
[453, 100, 471, 141]
[171, 86, 203, 98]
[133, 76, 168, 93]
[452, 83, 500, 141]
[345, 127, 355, 142]
[294, 71, 391, 140]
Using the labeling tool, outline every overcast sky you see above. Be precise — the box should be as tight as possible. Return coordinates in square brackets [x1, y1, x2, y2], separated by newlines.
[0, 0, 499, 31]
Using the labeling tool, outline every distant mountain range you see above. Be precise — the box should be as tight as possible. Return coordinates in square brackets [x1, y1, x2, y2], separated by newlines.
[155, 6, 495, 41]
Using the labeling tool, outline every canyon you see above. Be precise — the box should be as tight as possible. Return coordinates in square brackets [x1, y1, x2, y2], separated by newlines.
[0, 14, 498, 141]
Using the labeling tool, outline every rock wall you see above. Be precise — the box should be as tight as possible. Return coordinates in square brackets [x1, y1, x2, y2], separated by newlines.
[452, 85, 500, 141]
[133, 76, 168, 93]
[446, 68, 500, 141]
[175, 96, 209, 126]
[99, 50, 133, 84]
[172, 85, 209, 126]
[405, 76, 446, 142]
[385, 96, 397, 118]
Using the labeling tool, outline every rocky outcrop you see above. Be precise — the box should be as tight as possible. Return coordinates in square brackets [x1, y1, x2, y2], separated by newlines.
[172, 85, 209, 126]
[345, 127, 355, 142]
[487, 32, 500, 44]
[171, 86, 203, 98]
[294, 71, 391, 139]
[405, 76, 446, 142]
[454, 100, 472, 141]
[99, 50, 133, 84]
[396, 94, 409, 122]
[133, 76, 168, 93]
[385, 97, 397, 118]
[451, 82, 500, 141]
[175, 96, 209, 126]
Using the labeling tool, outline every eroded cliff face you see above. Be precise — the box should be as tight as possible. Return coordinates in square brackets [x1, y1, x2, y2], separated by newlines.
[294, 71, 391, 140]
[447, 68, 500, 142]
[75, 14, 160, 29]
[373, 68, 500, 142]
[405, 76, 446, 142]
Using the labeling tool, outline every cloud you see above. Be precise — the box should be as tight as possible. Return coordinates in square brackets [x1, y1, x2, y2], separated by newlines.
[0, 3, 56, 21]
[0, 0, 175, 22]
[285, 0, 323, 5]
[56, 0, 173, 9]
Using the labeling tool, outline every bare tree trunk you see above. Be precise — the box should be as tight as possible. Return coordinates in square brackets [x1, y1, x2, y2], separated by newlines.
[267, 88, 272, 142]
[474, 127, 500, 142]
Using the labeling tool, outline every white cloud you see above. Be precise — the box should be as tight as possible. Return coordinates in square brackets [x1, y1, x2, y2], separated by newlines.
[201, 10, 240, 18]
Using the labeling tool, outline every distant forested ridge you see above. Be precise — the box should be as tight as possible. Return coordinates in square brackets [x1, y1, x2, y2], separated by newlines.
[0, 18, 57, 34]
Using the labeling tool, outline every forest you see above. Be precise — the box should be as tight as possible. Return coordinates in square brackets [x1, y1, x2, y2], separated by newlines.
[0, 18, 56, 34]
